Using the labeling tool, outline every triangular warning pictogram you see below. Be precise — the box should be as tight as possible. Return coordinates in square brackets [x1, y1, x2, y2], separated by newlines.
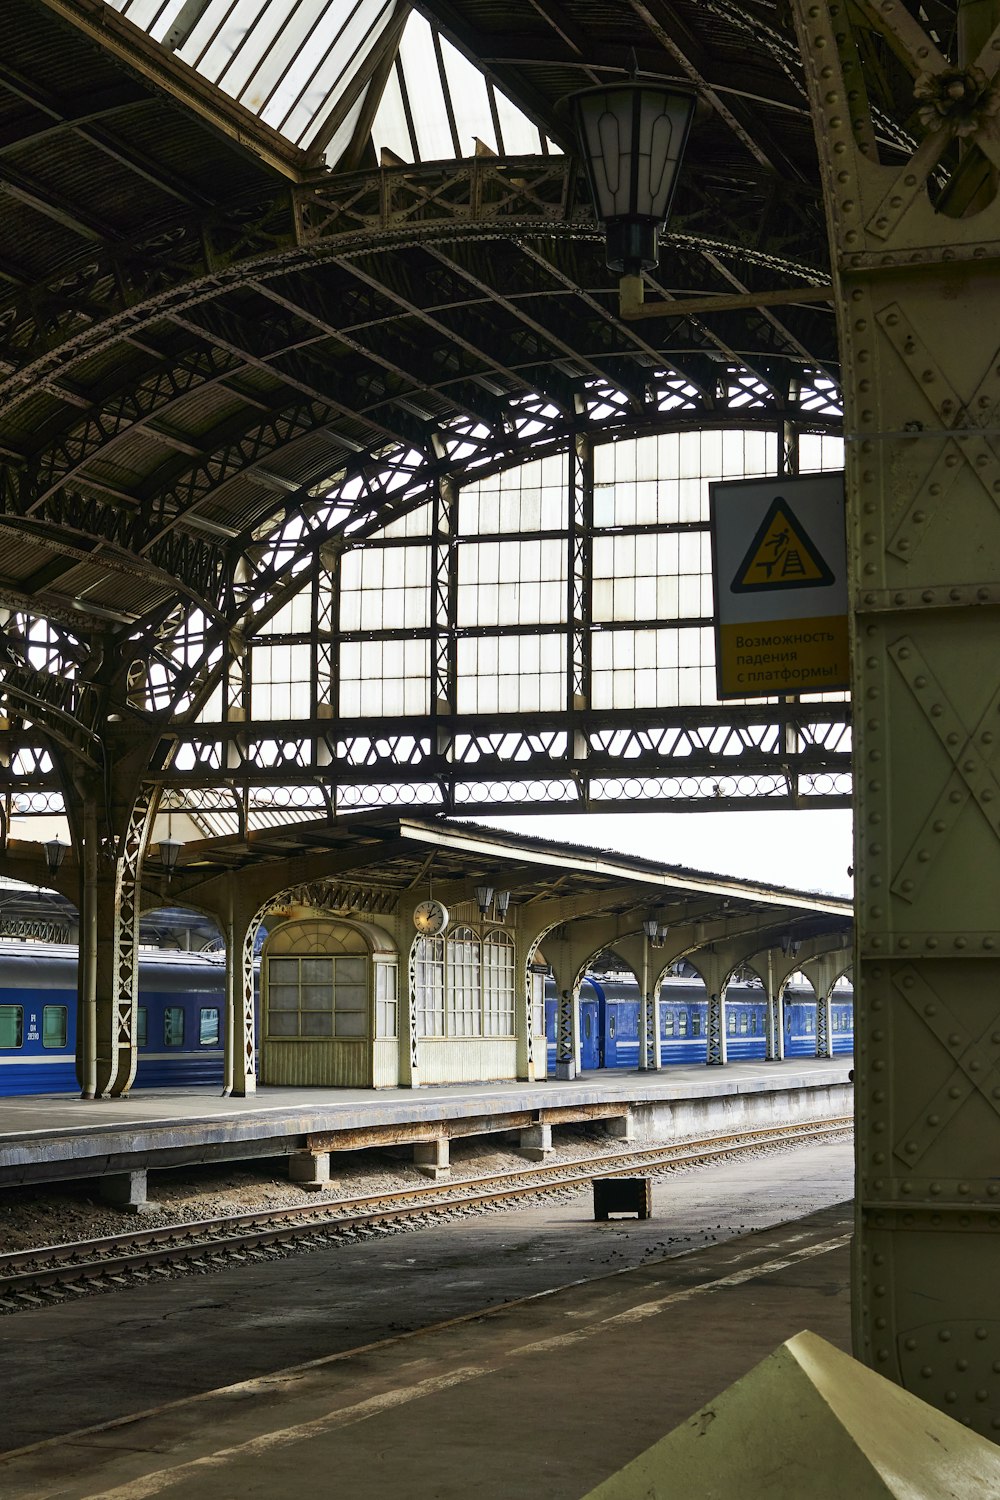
[731, 496, 835, 593]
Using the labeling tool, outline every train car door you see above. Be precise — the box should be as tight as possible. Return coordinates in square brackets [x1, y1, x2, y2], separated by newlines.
[579, 996, 600, 1070]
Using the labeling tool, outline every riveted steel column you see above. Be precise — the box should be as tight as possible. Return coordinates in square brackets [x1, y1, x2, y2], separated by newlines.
[793, 0, 1000, 1431]
[764, 951, 786, 1062]
[556, 986, 577, 1079]
[231, 903, 260, 1096]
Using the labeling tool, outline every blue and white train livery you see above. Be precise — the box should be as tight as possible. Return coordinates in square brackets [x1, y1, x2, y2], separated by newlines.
[0, 942, 227, 1095]
[545, 972, 853, 1071]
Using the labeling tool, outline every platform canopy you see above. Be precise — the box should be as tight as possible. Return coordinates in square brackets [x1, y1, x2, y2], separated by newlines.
[0, 0, 928, 842]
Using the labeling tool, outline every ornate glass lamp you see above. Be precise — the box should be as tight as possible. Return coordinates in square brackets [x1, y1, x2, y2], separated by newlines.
[569, 80, 697, 274]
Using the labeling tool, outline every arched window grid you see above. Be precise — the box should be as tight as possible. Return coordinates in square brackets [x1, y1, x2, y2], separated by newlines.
[265, 920, 370, 1041]
[447, 926, 481, 1037]
[375, 959, 398, 1038]
[414, 934, 445, 1037]
[482, 928, 516, 1037]
[412, 925, 516, 1039]
[224, 424, 847, 728]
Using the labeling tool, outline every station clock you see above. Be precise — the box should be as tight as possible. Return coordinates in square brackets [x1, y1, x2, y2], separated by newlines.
[412, 899, 450, 937]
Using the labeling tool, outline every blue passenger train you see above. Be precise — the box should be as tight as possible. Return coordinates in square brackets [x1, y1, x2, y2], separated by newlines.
[545, 973, 854, 1071]
[0, 942, 228, 1095]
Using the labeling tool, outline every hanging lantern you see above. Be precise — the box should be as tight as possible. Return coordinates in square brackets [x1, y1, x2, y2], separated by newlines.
[569, 81, 697, 273]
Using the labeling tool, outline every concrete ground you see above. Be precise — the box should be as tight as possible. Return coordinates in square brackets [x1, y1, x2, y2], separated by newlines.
[0, 1136, 852, 1461]
[0, 1201, 852, 1499]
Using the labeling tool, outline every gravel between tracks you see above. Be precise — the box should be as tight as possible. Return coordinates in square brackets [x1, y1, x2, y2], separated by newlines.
[0, 1124, 851, 1255]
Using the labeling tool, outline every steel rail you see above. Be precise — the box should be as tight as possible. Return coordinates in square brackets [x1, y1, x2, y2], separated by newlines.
[0, 1116, 852, 1305]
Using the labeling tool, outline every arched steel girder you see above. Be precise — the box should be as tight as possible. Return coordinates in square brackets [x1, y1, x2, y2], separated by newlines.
[148, 395, 842, 722]
[0, 389, 849, 807]
[5, 226, 836, 506]
[0, 369, 844, 731]
[0, 157, 831, 402]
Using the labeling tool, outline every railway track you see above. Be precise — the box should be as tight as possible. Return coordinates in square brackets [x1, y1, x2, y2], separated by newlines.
[0, 1115, 852, 1311]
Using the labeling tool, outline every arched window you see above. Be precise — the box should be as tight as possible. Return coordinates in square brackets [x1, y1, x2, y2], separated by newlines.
[447, 927, 481, 1037]
[412, 926, 515, 1039]
[413, 935, 445, 1036]
[483, 929, 515, 1036]
[266, 920, 369, 1040]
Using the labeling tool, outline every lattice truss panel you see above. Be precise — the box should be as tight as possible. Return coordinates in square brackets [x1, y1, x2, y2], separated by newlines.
[140, 416, 852, 834]
[1, 358, 847, 832]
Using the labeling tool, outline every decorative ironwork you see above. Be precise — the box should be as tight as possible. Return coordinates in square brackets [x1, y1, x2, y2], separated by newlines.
[556, 987, 574, 1067]
[103, 790, 157, 1097]
[706, 988, 725, 1066]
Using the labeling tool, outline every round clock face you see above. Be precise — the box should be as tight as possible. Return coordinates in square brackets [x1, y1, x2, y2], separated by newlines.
[413, 899, 449, 937]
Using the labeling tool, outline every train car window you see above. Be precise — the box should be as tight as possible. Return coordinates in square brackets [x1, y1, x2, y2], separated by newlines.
[608, 1013, 616, 1038]
[807, 1015, 815, 1033]
[199, 1007, 221, 1046]
[164, 1007, 185, 1047]
[678, 1012, 688, 1035]
[664, 1013, 675, 1035]
[692, 1013, 702, 1036]
[739, 1013, 748, 1033]
[727, 1012, 736, 1034]
[42, 1006, 67, 1048]
[137, 1007, 147, 1047]
[0, 1004, 23, 1048]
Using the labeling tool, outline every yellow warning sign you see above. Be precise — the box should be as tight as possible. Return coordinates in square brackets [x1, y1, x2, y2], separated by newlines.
[731, 497, 834, 593]
[717, 615, 849, 698]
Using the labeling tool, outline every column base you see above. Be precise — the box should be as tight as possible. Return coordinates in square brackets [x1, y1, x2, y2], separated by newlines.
[98, 1169, 156, 1214]
[414, 1139, 450, 1179]
[518, 1123, 553, 1161]
[289, 1151, 331, 1191]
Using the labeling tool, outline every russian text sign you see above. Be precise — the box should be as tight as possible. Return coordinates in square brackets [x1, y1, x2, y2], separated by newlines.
[710, 471, 848, 699]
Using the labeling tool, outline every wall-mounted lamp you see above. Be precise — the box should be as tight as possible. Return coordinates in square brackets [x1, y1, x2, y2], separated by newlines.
[474, 884, 494, 917]
[642, 916, 669, 949]
[780, 934, 801, 959]
[495, 890, 511, 921]
[568, 77, 832, 322]
[159, 837, 183, 882]
[44, 837, 68, 876]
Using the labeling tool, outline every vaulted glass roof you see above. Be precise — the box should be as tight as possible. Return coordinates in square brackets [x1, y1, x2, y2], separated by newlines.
[104, 0, 556, 166]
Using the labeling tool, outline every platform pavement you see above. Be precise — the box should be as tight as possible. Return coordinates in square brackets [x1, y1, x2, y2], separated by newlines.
[0, 1058, 852, 1190]
[0, 1203, 853, 1499]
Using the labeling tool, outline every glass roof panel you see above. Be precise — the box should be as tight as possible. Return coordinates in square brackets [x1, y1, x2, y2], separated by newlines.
[441, 35, 497, 156]
[396, 11, 455, 161]
[104, 0, 554, 166]
[107, 0, 402, 157]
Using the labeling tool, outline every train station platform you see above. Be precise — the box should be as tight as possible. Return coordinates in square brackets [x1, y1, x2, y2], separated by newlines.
[0, 1200, 853, 1499]
[0, 1058, 852, 1194]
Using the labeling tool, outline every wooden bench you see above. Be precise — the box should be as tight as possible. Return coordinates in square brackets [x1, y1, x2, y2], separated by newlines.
[593, 1176, 653, 1220]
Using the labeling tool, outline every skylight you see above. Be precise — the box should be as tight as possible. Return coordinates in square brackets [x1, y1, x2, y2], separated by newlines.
[103, 0, 558, 167]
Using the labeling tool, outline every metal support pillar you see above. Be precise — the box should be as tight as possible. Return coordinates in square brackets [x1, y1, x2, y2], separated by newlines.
[516, 930, 536, 1083]
[640, 936, 663, 1072]
[401, 926, 421, 1089]
[231, 903, 260, 1097]
[555, 986, 577, 1080]
[803, 953, 843, 1062]
[695, 952, 734, 1067]
[706, 988, 728, 1067]
[792, 0, 1000, 1431]
[75, 790, 154, 1098]
[764, 951, 787, 1063]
